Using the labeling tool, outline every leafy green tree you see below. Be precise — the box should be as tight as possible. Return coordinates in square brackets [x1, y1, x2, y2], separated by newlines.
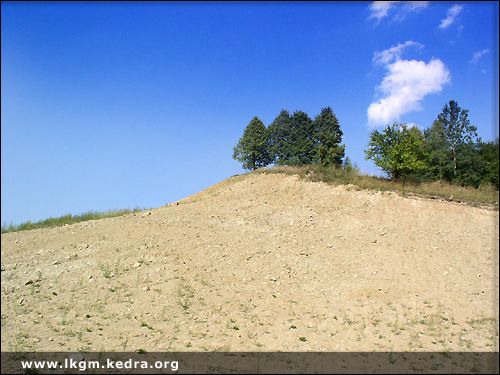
[312, 107, 345, 166]
[365, 123, 428, 181]
[436, 100, 479, 178]
[233, 117, 271, 170]
[423, 134, 498, 189]
[423, 120, 454, 182]
[479, 139, 499, 188]
[268, 110, 292, 165]
[455, 142, 484, 187]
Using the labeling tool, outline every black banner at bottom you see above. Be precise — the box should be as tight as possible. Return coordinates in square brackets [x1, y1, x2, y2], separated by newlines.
[1, 352, 498, 374]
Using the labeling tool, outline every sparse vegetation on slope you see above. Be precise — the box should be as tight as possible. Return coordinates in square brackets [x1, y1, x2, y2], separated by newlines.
[1, 172, 497, 354]
[258, 165, 499, 207]
[3, 164, 497, 235]
[1, 209, 144, 234]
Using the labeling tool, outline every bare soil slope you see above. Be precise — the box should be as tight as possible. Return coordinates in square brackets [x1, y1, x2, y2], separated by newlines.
[1, 173, 498, 351]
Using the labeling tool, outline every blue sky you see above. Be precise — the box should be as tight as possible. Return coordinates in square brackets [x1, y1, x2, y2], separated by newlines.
[1, 1, 498, 225]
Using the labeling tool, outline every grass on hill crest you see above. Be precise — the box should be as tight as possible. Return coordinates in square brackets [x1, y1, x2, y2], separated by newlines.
[257, 165, 499, 207]
[3, 166, 497, 234]
[1, 209, 144, 234]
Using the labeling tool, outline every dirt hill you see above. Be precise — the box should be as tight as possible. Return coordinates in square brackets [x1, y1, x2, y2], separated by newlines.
[1, 172, 498, 351]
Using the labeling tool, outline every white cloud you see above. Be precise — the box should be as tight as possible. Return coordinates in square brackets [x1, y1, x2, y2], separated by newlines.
[369, 1, 397, 21]
[439, 4, 463, 29]
[405, 1, 429, 11]
[369, 1, 429, 23]
[367, 42, 451, 127]
[373, 41, 423, 65]
[470, 49, 490, 64]
[393, 1, 429, 22]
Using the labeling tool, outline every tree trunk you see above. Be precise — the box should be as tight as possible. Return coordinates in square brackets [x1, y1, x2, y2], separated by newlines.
[452, 147, 457, 176]
[393, 170, 400, 182]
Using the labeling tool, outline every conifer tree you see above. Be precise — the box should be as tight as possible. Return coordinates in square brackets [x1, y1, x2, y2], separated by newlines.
[313, 107, 345, 166]
[232, 117, 271, 170]
[288, 111, 315, 165]
[268, 110, 292, 165]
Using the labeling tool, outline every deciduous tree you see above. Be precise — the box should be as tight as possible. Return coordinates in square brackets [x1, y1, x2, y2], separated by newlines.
[436, 100, 479, 178]
[365, 123, 428, 181]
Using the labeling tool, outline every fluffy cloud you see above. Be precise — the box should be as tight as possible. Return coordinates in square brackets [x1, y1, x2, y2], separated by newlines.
[439, 4, 463, 29]
[373, 40, 423, 65]
[369, 1, 429, 23]
[367, 43, 451, 127]
[470, 49, 490, 64]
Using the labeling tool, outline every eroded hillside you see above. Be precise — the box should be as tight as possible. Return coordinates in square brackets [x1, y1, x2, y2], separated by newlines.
[1, 172, 498, 351]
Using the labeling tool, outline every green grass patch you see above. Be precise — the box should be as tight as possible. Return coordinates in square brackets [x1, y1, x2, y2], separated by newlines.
[257, 165, 498, 207]
[1, 208, 144, 234]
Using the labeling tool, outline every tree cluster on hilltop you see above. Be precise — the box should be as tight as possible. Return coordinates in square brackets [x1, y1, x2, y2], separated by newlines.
[366, 100, 498, 188]
[233, 107, 345, 170]
[233, 100, 499, 189]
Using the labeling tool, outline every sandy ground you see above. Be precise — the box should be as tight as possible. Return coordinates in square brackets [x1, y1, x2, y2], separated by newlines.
[1, 172, 498, 352]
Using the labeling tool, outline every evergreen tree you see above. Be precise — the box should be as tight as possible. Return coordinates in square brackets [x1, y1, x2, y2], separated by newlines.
[268, 110, 315, 166]
[312, 107, 345, 166]
[232, 117, 271, 170]
[267, 110, 292, 165]
[287, 111, 315, 165]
